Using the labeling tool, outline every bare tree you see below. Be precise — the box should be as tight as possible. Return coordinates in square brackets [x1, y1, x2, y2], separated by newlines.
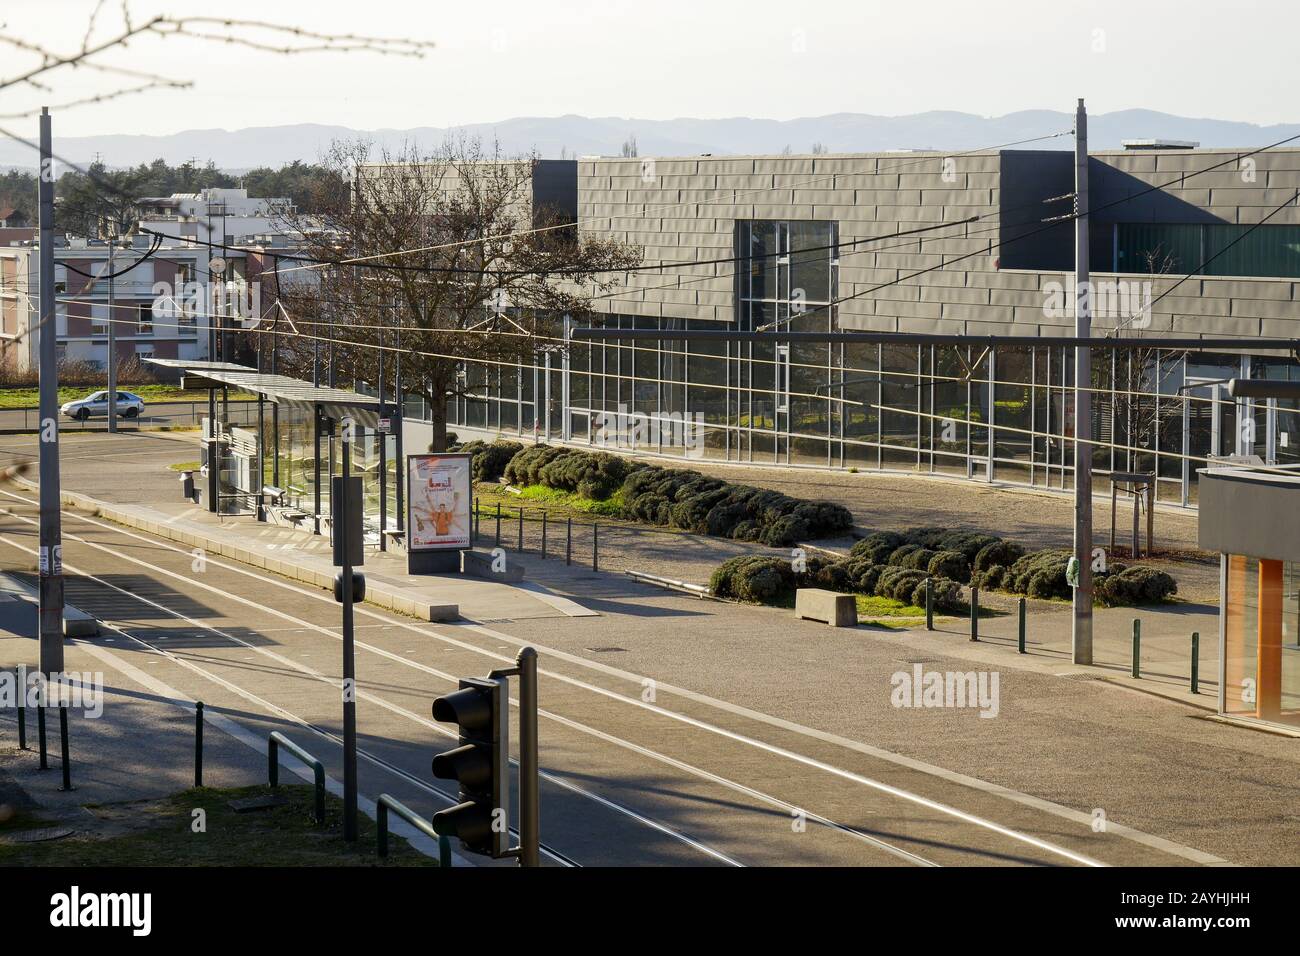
[274, 137, 642, 451]
[620, 135, 638, 158]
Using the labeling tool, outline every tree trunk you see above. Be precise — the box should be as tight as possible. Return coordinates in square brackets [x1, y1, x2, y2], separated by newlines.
[429, 395, 449, 452]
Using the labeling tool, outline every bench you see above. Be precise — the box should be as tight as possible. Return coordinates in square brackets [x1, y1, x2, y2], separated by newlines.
[794, 588, 857, 627]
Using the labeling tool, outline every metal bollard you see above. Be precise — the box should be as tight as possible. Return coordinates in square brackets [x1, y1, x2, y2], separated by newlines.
[517, 507, 524, 551]
[541, 511, 548, 559]
[924, 578, 934, 630]
[969, 586, 979, 641]
[17, 698, 26, 750]
[1017, 597, 1027, 654]
[592, 522, 599, 572]
[566, 517, 572, 565]
[473, 497, 479, 542]
[495, 503, 502, 547]
[37, 705, 47, 770]
[58, 706, 73, 792]
[1131, 619, 1141, 678]
[195, 701, 205, 788]
[1190, 632, 1200, 695]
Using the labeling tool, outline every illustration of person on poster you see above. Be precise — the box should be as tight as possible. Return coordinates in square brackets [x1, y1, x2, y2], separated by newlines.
[407, 454, 471, 550]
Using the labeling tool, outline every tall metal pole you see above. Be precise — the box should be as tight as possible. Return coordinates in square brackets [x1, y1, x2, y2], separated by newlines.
[340, 424, 358, 842]
[1072, 97, 1094, 665]
[37, 107, 64, 675]
[106, 229, 117, 431]
[516, 646, 540, 867]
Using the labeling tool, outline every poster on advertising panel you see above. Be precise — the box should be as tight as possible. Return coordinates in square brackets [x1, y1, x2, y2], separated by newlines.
[406, 453, 472, 551]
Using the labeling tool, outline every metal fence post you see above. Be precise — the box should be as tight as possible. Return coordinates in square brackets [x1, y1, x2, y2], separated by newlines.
[1190, 631, 1200, 694]
[592, 521, 599, 572]
[541, 511, 548, 559]
[58, 706, 72, 791]
[566, 517, 572, 565]
[1131, 619, 1141, 678]
[194, 701, 204, 788]
[1017, 597, 1027, 654]
[924, 578, 933, 630]
[472, 497, 479, 543]
[37, 705, 47, 770]
[969, 586, 979, 641]
[495, 503, 502, 547]
[17, 690, 26, 749]
[517, 507, 524, 551]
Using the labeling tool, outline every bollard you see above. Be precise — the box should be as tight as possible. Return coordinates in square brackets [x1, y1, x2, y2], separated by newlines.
[58, 706, 73, 792]
[495, 503, 502, 547]
[566, 517, 572, 565]
[517, 507, 524, 551]
[1017, 597, 1027, 654]
[924, 578, 934, 630]
[969, 586, 979, 641]
[592, 521, 599, 572]
[472, 497, 479, 542]
[195, 701, 205, 788]
[1190, 632, 1200, 695]
[1131, 619, 1141, 678]
[37, 705, 47, 770]
[17, 698, 26, 750]
[541, 511, 548, 559]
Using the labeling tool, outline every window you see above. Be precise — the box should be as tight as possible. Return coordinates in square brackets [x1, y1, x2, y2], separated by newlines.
[1114, 222, 1300, 278]
[737, 220, 838, 329]
[137, 303, 153, 335]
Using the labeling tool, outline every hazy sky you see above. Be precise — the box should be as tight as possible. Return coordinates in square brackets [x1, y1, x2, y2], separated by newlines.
[3, 0, 1296, 138]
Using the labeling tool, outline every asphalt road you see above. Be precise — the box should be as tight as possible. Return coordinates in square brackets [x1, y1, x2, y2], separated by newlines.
[0, 400, 258, 434]
[0, 482, 1288, 866]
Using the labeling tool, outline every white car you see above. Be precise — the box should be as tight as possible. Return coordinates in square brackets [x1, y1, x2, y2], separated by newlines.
[60, 390, 145, 421]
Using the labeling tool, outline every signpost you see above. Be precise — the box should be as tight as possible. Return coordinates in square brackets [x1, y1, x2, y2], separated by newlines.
[405, 453, 472, 573]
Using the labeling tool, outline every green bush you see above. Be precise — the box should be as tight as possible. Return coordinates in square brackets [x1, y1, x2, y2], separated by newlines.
[1097, 566, 1178, 606]
[973, 539, 1026, 575]
[875, 566, 929, 602]
[935, 530, 1002, 561]
[503, 444, 570, 487]
[538, 451, 632, 500]
[709, 555, 800, 604]
[851, 531, 905, 560]
[901, 527, 949, 549]
[458, 439, 524, 483]
[886, 543, 922, 567]
[974, 564, 1008, 591]
[911, 576, 966, 613]
[1002, 549, 1074, 600]
[900, 547, 937, 571]
[927, 550, 972, 583]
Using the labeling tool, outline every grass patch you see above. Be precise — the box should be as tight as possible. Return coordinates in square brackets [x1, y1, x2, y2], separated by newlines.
[854, 594, 926, 618]
[475, 482, 629, 520]
[167, 460, 201, 472]
[0, 784, 436, 867]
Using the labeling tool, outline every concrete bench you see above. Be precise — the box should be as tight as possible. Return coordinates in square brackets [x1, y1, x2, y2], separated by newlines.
[795, 588, 857, 627]
[461, 548, 525, 583]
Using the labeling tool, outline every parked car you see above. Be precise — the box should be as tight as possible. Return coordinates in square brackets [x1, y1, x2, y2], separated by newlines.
[60, 390, 145, 421]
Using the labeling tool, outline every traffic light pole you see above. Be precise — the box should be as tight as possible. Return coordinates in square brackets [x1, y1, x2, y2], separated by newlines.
[516, 647, 539, 868]
[37, 107, 64, 676]
[340, 425, 358, 842]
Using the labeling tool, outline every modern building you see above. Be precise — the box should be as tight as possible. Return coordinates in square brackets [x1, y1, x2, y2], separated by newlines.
[426, 144, 1300, 509]
[136, 187, 297, 249]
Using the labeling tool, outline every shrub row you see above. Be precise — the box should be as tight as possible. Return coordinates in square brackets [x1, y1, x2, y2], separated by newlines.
[709, 554, 966, 613]
[457, 439, 525, 483]
[976, 548, 1178, 606]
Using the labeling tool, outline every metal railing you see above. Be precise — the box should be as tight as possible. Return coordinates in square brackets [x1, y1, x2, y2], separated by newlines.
[268, 731, 326, 825]
[376, 793, 452, 865]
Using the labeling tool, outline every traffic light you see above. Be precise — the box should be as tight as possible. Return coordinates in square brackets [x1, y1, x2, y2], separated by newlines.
[430, 677, 508, 857]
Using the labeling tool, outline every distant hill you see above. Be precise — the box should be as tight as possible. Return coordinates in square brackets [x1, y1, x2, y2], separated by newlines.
[4, 109, 1299, 170]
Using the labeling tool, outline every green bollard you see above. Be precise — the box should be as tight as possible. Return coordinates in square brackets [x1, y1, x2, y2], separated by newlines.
[1131, 619, 1141, 678]
[1017, 597, 1027, 654]
[969, 586, 979, 641]
[1190, 632, 1200, 695]
[925, 578, 934, 630]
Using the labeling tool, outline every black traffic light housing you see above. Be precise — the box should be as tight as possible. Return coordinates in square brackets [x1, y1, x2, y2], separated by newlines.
[430, 677, 508, 857]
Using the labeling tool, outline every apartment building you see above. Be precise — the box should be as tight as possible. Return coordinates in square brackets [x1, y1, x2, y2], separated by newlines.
[432, 144, 1300, 508]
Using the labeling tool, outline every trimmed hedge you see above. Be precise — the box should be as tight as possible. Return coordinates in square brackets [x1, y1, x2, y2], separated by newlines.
[1096, 565, 1178, 606]
[927, 550, 972, 584]
[458, 439, 525, 483]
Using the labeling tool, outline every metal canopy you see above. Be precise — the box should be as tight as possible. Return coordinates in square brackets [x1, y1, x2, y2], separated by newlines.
[145, 358, 384, 425]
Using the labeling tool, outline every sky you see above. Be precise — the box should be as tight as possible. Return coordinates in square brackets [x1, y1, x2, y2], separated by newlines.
[2, 0, 1296, 138]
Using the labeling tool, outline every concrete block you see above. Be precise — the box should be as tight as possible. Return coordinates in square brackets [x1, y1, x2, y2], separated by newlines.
[795, 588, 857, 627]
[461, 548, 525, 583]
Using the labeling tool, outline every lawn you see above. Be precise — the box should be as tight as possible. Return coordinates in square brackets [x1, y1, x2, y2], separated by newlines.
[0, 384, 256, 409]
[0, 784, 437, 867]
[473, 481, 628, 520]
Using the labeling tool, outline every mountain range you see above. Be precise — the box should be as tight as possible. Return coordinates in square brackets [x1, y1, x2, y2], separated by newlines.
[5, 109, 1299, 171]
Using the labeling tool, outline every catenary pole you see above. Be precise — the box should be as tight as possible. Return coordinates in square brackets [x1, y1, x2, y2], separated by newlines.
[1073, 97, 1094, 665]
[37, 107, 64, 674]
[106, 226, 117, 431]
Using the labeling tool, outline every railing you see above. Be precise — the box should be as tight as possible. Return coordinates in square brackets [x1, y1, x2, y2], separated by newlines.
[267, 731, 326, 825]
[376, 793, 453, 865]
[0, 399, 260, 433]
